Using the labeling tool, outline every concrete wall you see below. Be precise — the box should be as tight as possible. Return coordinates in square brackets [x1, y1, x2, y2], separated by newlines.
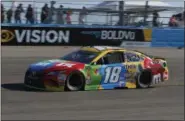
[151, 28, 184, 47]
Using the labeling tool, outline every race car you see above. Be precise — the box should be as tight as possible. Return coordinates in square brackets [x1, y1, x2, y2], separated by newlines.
[24, 46, 169, 91]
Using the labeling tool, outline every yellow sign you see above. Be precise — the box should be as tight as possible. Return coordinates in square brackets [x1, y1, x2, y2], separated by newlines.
[143, 29, 152, 42]
[1, 30, 15, 43]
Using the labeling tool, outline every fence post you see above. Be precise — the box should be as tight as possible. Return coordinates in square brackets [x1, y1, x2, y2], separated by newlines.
[119, 1, 124, 26]
[143, 1, 149, 25]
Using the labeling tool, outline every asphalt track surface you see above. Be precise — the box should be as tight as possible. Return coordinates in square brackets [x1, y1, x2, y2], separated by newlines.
[1, 46, 184, 120]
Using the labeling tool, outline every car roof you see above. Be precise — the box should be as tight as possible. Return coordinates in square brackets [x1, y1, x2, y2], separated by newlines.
[79, 46, 148, 56]
[80, 46, 126, 52]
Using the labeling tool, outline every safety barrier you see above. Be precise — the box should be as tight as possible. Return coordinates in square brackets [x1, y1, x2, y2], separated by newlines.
[1, 24, 151, 46]
[151, 28, 184, 48]
[1, 24, 184, 47]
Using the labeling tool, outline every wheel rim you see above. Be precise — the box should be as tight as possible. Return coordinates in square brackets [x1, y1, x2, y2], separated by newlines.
[138, 72, 152, 88]
[67, 73, 84, 91]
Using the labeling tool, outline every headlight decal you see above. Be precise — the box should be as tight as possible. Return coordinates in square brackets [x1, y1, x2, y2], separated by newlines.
[57, 73, 67, 81]
[47, 70, 66, 76]
[47, 71, 58, 76]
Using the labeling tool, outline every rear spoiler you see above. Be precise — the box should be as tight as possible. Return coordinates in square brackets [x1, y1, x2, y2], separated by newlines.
[150, 56, 166, 60]
[133, 50, 166, 60]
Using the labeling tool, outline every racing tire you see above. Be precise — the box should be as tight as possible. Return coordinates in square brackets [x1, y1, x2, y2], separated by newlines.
[64, 71, 85, 91]
[136, 69, 153, 89]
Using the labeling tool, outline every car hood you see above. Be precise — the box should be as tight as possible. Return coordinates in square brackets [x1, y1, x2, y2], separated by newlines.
[29, 59, 85, 71]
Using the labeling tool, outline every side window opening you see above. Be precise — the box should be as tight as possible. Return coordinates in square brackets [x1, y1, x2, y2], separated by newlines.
[96, 52, 124, 65]
[96, 58, 104, 65]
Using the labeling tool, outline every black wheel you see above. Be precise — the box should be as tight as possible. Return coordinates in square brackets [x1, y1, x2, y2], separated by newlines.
[136, 69, 153, 88]
[64, 71, 85, 91]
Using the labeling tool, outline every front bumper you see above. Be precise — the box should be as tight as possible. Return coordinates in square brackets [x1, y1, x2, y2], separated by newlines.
[24, 70, 65, 92]
[24, 84, 65, 92]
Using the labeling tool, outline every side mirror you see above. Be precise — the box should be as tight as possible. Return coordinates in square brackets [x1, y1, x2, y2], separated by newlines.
[91, 62, 96, 65]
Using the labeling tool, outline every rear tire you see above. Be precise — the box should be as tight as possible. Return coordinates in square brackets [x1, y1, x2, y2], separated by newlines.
[136, 69, 152, 88]
[64, 71, 85, 91]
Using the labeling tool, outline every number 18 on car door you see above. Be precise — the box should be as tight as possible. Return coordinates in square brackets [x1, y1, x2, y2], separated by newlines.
[100, 65, 126, 89]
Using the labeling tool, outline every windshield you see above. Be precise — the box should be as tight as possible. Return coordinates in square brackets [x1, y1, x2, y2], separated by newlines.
[61, 50, 99, 64]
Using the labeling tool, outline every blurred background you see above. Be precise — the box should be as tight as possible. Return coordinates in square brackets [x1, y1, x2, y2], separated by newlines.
[1, 0, 184, 27]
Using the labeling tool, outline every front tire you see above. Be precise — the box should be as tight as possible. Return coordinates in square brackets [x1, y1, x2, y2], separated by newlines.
[64, 71, 85, 91]
[136, 69, 153, 88]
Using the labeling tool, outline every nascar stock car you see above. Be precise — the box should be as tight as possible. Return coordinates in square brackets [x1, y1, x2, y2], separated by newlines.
[24, 46, 169, 91]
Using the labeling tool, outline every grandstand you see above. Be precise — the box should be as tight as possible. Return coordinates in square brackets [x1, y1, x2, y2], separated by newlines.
[1, 0, 184, 27]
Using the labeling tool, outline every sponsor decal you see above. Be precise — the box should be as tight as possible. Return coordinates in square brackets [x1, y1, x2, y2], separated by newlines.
[34, 60, 61, 66]
[14, 30, 70, 43]
[101, 30, 135, 40]
[152, 73, 162, 84]
[125, 82, 136, 88]
[85, 66, 92, 84]
[119, 81, 126, 87]
[81, 31, 101, 38]
[124, 72, 132, 78]
[163, 71, 168, 80]
[1, 30, 15, 42]
[35, 62, 51, 66]
[153, 60, 160, 64]
[125, 64, 136, 70]
[125, 64, 137, 81]
[56, 63, 75, 68]
[1, 26, 145, 46]
[57, 73, 67, 85]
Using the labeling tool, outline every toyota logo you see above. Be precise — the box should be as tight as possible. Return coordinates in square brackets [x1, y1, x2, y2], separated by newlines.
[32, 72, 36, 76]
[29, 72, 36, 77]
